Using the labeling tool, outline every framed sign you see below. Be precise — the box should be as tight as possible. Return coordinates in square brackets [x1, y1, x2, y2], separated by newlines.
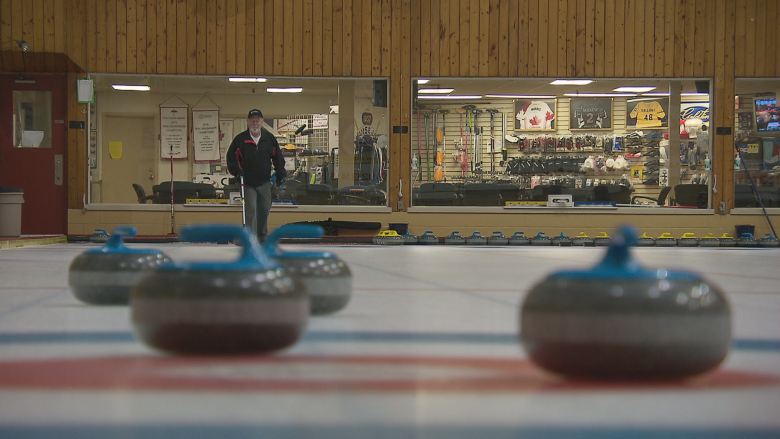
[514, 99, 556, 131]
[569, 98, 612, 130]
[627, 98, 669, 129]
[160, 105, 189, 158]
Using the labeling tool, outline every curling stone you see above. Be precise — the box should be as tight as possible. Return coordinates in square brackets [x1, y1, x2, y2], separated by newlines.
[69, 226, 171, 305]
[373, 230, 404, 246]
[445, 231, 466, 245]
[466, 231, 487, 245]
[417, 231, 439, 245]
[89, 228, 110, 243]
[520, 225, 732, 380]
[552, 233, 572, 246]
[572, 232, 594, 247]
[636, 232, 656, 247]
[531, 232, 552, 246]
[594, 232, 611, 247]
[699, 233, 721, 247]
[718, 233, 736, 247]
[130, 224, 308, 354]
[401, 231, 418, 245]
[758, 233, 779, 248]
[263, 225, 352, 316]
[736, 233, 758, 247]
[487, 231, 509, 246]
[679, 233, 699, 247]
[508, 231, 530, 246]
[655, 232, 677, 247]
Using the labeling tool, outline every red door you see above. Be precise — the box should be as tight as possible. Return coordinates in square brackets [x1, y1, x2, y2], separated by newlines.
[0, 75, 68, 235]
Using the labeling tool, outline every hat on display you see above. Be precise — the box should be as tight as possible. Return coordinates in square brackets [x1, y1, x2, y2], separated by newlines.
[248, 109, 263, 118]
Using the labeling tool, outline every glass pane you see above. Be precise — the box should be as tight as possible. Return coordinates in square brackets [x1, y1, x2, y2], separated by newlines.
[13, 90, 52, 148]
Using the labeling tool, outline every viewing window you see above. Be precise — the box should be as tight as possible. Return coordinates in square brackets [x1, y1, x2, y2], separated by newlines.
[13, 90, 52, 148]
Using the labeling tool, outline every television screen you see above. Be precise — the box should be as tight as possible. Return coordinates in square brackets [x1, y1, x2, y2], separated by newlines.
[754, 97, 780, 131]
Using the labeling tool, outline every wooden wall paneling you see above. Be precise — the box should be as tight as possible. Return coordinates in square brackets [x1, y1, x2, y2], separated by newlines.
[126, 0, 137, 73]
[401, 0, 411, 210]
[264, 0, 274, 75]
[10, 1, 22, 71]
[429, 0, 439, 76]
[573, 0, 583, 76]
[691, 0, 704, 77]
[70, 0, 86, 70]
[744, 0, 756, 76]
[0, 1, 11, 71]
[671, 0, 683, 77]
[296, 0, 307, 76]
[54, 0, 66, 65]
[633, 0, 644, 77]
[108, 0, 118, 72]
[566, 0, 575, 76]
[313, 0, 323, 76]
[478, 0, 489, 76]
[381, 0, 391, 76]
[43, 0, 56, 71]
[557, 0, 568, 77]
[67, 72, 87, 209]
[603, 0, 614, 77]
[31, 0, 43, 71]
[410, 0, 420, 76]
[244, 0, 256, 74]
[702, 0, 714, 75]
[304, 0, 314, 75]
[117, 0, 127, 73]
[439, 0, 450, 76]
[84, 0, 96, 72]
[663, 0, 673, 77]
[642, 0, 653, 76]
[136, 0, 146, 73]
[167, 0, 178, 73]
[145, 0, 155, 73]
[155, 0, 167, 73]
[449, 0, 460, 76]
[199, 0, 212, 74]
[419, 0, 430, 76]
[389, 0, 400, 211]
[506, 0, 517, 76]
[527, 0, 538, 76]
[682, 0, 694, 76]
[535, 0, 547, 77]
[594, 0, 605, 77]
[323, 0, 333, 76]
[487, 0, 498, 77]
[583, 0, 594, 77]
[623, 0, 634, 77]
[225, 0, 236, 75]
[734, 0, 745, 77]
[206, 0, 215, 73]
[342, 0, 353, 76]
[350, 0, 361, 76]
[216, 0, 226, 75]
[653, 0, 664, 77]
[712, 0, 728, 208]
[754, 0, 766, 76]
[540, 0, 552, 77]
[766, 0, 777, 77]
[331, 0, 342, 75]
[283, 0, 294, 75]
[469, 0, 478, 75]
[777, 2, 780, 75]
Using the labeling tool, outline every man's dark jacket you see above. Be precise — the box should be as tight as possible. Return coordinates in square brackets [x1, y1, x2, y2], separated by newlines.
[226, 129, 286, 186]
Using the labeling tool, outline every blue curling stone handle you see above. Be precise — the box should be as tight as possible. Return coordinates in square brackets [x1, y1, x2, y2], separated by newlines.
[263, 224, 334, 259]
[163, 224, 279, 271]
[85, 226, 158, 255]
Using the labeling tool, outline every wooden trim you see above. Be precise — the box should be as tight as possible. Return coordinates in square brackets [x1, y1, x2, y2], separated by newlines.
[507, 0, 518, 76]
[449, 0, 460, 76]
[322, 0, 333, 76]
[331, 0, 342, 75]
[313, 0, 323, 76]
[342, 0, 353, 76]
[304, 0, 314, 75]
[420, 0, 430, 76]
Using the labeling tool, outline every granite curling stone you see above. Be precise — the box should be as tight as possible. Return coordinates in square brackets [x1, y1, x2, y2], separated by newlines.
[466, 231, 487, 245]
[130, 224, 308, 355]
[445, 231, 466, 245]
[679, 232, 699, 247]
[487, 231, 509, 246]
[758, 233, 779, 248]
[736, 233, 758, 247]
[552, 233, 572, 246]
[417, 231, 439, 245]
[508, 231, 530, 246]
[89, 228, 110, 243]
[718, 233, 736, 247]
[593, 232, 612, 246]
[531, 232, 552, 246]
[636, 232, 656, 247]
[519, 225, 731, 380]
[699, 233, 721, 247]
[655, 232, 677, 247]
[373, 230, 405, 246]
[69, 226, 171, 305]
[263, 224, 352, 315]
[572, 232, 594, 247]
[401, 231, 419, 245]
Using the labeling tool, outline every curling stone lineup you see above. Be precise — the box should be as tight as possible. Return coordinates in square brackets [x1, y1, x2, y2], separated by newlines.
[130, 224, 308, 354]
[466, 231, 487, 245]
[69, 226, 171, 305]
[519, 225, 732, 380]
[263, 225, 353, 316]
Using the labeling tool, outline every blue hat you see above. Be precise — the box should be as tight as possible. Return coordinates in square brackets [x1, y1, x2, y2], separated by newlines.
[248, 109, 263, 118]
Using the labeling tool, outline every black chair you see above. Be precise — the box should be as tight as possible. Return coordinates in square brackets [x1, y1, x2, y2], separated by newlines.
[152, 181, 217, 204]
[632, 186, 673, 206]
[414, 183, 459, 206]
[673, 184, 709, 208]
[594, 184, 632, 204]
[132, 184, 155, 204]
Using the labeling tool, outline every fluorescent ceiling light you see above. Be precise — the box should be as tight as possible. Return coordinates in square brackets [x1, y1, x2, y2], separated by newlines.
[682, 92, 709, 96]
[551, 79, 594, 85]
[642, 92, 670, 96]
[417, 95, 482, 100]
[485, 94, 557, 99]
[267, 87, 303, 93]
[418, 88, 455, 94]
[564, 92, 636, 97]
[417, 79, 430, 84]
[111, 84, 150, 91]
[613, 86, 657, 93]
[229, 77, 267, 82]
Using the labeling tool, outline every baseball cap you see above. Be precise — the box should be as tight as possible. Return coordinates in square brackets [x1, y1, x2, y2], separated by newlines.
[248, 109, 263, 118]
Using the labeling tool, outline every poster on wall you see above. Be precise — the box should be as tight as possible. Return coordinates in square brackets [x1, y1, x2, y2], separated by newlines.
[219, 119, 234, 167]
[569, 98, 612, 130]
[680, 102, 710, 137]
[626, 98, 668, 129]
[160, 105, 189, 158]
[192, 108, 220, 163]
[514, 99, 556, 131]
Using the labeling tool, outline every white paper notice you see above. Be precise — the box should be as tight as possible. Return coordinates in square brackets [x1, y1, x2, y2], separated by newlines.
[192, 109, 220, 162]
[160, 105, 188, 158]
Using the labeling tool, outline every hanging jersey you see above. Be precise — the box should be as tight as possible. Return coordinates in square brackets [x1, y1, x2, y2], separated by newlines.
[573, 105, 610, 129]
[516, 101, 555, 130]
[630, 101, 666, 128]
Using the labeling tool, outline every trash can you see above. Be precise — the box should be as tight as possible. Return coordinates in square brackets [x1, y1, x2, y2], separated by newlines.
[388, 223, 409, 235]
[735, 224, 755, 238]
[0, 188, 24, 237]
